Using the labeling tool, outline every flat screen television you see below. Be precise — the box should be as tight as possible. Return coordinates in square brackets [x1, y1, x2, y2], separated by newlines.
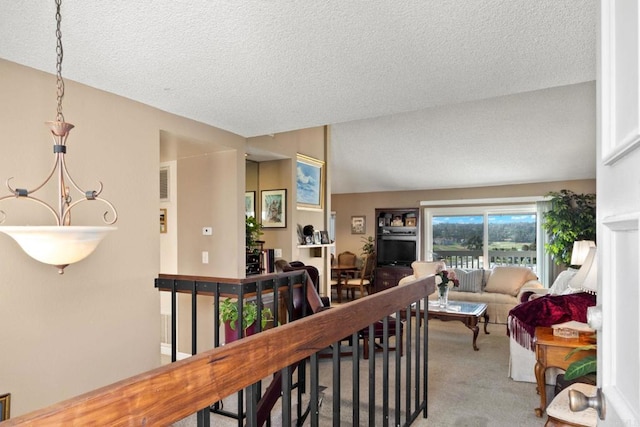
[377, 239, 417, 267]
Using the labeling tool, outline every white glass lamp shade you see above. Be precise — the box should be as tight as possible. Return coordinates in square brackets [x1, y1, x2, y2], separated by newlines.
[0, 226, 116, 273]
[570, 240, 596, 266]
[568, 247, 597, 293]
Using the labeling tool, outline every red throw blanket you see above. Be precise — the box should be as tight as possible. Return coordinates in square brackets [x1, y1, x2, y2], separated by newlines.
[507, 292, 596, 350]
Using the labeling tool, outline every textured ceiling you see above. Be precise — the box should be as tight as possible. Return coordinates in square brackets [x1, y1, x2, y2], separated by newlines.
[0, 0, 597, 194]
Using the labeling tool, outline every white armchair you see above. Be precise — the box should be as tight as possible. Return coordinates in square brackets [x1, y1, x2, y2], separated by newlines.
[508, 248, 598, 383]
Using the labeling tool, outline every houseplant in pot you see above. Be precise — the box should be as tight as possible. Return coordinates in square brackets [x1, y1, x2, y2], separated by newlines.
[219, 298, 272, 343]
[360, 235, 375, 258]
[246, 216, 263, 251]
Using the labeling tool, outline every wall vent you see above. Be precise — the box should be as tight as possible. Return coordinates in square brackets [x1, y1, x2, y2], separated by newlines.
[159, 167, 169, 201]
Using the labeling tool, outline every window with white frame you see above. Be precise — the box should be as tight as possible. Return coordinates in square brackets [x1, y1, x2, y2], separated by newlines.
[423, 203, 541, 274]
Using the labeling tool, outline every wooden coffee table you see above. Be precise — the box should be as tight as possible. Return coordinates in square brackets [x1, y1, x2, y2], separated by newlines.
[427, 301, 489, 351]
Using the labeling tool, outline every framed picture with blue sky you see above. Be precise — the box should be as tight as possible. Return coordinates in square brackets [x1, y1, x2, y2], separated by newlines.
[296, 154, 324, 211]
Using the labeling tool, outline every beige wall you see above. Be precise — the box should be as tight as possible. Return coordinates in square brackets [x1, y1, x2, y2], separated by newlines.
[332, 180, 597, 256]
[247, 127, 329, 291]
[0, 59, 244, 416]
[177, 150, 243, 277]
[168, 127, 329, 354]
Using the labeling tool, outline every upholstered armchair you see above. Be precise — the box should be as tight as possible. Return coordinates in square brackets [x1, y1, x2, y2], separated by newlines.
[275, 259, 330, 315]
[397, 260, 446, 287]
[507, 248, 598, 383]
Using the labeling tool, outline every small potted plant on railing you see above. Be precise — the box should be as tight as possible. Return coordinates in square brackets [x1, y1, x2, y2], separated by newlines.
[219, 298, 273, 343]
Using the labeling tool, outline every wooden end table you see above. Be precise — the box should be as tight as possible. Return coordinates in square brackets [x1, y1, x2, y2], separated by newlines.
[533, 326, 597, 417]
[427, 301, 489, 351]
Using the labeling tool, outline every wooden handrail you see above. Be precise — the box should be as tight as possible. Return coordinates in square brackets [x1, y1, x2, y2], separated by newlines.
[4, 276, 434, 426]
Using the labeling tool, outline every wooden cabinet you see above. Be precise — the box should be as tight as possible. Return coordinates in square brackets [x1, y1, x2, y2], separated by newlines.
[374, 207, 420, 267]
[373, 207, 420, 291]
[373, 266, 413, 293]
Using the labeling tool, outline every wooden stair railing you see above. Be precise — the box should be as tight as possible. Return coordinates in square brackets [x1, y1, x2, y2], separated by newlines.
[3, 276, 434, 426]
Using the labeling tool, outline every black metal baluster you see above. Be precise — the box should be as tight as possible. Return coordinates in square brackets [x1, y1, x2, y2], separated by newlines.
[332, 339, 341, 426]
[310, 353, 319, 427]
[352, 331, 360, 426]
[171, 279, 177, 362]
[282, 365, 292, 426]
[191, 281, 197, 356]
[382, 316, 389, 427]
[368, 322, 375, 424]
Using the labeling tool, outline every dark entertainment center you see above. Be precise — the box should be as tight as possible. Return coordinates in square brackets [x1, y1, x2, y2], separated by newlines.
[373, 207, 420, 292]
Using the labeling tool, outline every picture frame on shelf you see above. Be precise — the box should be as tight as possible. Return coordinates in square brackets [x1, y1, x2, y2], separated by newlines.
[405, 217, 416, 227]
[296, 154, 324, 211]
[351, 215, 366, 234]
[245, 191, 255, 218]
[320, 230, 330, 244]
[313, 230, 322, 245]
[261, 189, 287, 228]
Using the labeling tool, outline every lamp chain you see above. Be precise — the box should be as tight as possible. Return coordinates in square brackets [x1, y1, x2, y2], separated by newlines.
[55, 0, 65, 123]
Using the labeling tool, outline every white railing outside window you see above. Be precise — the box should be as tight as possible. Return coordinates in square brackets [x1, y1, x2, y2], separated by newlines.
[422, 198, 548, 278]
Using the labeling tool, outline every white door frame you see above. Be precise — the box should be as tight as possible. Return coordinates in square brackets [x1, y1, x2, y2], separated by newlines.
[597, 0, 640, 424]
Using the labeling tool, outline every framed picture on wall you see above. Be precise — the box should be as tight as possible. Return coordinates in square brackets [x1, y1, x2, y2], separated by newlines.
[261, 189, 287, 228]
[0, 393, 10, 421]
[351, 215, 366, 234]
[245, 191, 255, 218]
[296, 154, 324, 211]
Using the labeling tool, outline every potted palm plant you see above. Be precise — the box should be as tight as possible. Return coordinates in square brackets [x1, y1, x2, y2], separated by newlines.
[219, 298, 272, 343]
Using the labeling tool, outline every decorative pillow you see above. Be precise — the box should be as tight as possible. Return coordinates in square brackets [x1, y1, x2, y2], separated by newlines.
[548, 268, 578, 295]
[452, 268, 484, 293]
[412, 261, 445, 278]
[484, 266, 538, 296]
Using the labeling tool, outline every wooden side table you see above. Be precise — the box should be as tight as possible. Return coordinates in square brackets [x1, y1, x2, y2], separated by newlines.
[533, 326, 596, 417]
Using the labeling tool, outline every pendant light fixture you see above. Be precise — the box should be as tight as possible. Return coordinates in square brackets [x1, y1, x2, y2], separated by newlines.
[0, 0, 117, 274]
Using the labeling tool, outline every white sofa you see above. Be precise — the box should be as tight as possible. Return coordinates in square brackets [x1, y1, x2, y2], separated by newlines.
[398, 261, 543, 324]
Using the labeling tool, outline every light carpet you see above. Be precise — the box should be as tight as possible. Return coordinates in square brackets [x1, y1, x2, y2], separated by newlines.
[173, 319, 548, 426]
